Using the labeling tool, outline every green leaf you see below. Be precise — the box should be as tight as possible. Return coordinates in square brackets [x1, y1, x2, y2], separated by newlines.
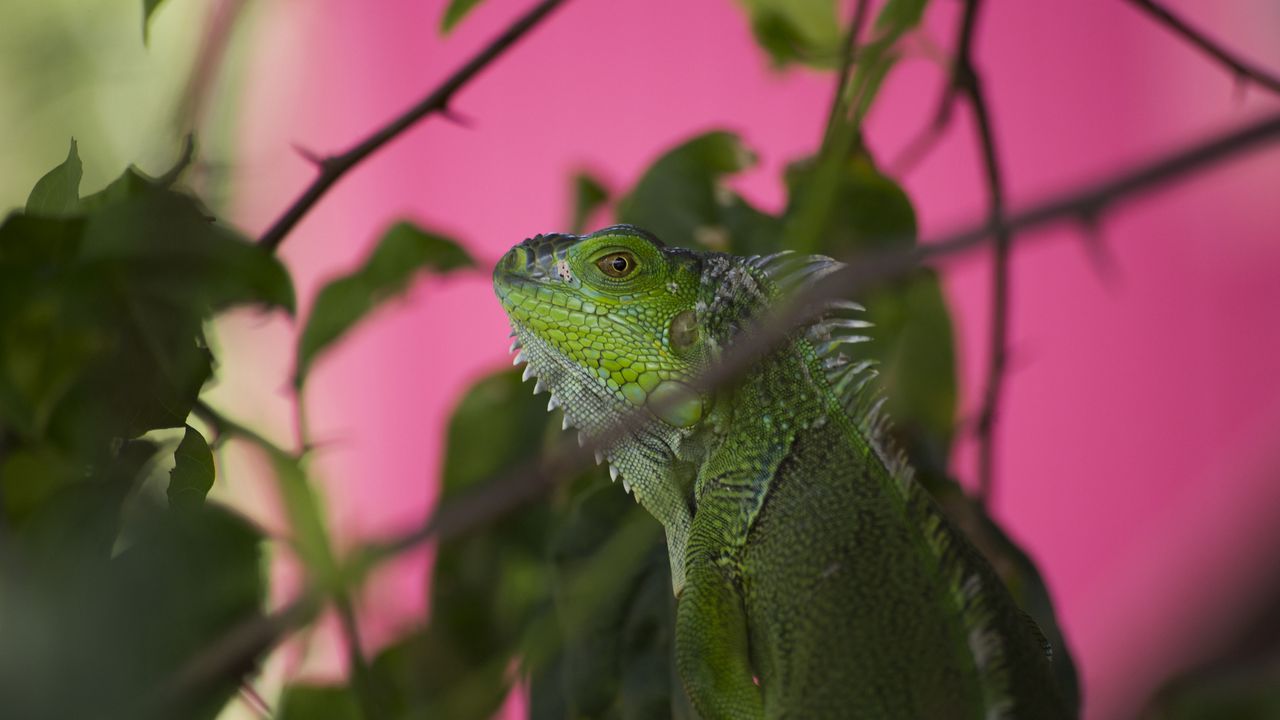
[268, 450, 341, 591]
[80, 185, 295, 314]
[1, 174, 293, 449]
[0, 479, 264, 720]
[540, 483, 679, 718]
[845, 0, 930, 122]
[295, 221, 472, 388]
[570, 171, 610, 235]
[26, 139, 83, 217]
[80, 167, 154, 211]
[441, 0, 486, 33]
[142, 0, 169, 43]
[735, 0, 842, 67]
[168, 424, 214, 511]
[277, 685, 363, 720]
[617, 132, 780, 253]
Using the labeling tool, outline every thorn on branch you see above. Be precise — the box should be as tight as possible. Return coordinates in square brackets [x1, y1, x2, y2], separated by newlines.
[292, 143, 334, 170]
[257, 0, 571, 254]
[1127, 0, 1280, 96]
[1075, 213, 1121, 289]
[440, 105, 476, 128]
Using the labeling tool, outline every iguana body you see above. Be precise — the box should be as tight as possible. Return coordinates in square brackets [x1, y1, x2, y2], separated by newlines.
[494, 226, 1068, 719]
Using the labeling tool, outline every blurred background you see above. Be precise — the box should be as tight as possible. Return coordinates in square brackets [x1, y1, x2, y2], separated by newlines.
[3, 1, 1279, 718]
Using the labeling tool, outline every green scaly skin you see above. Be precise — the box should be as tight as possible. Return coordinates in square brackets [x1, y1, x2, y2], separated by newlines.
[494, 226, 1069, 719]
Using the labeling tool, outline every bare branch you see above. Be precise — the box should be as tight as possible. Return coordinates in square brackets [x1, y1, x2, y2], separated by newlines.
[1127, 0, 1280, 96]
[948, 0, 1010, 505]
[257, 0, 571, 253]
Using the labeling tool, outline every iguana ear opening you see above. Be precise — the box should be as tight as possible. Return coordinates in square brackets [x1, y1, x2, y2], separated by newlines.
[647, 380, 705, 428]
[669, 309, 699, 351]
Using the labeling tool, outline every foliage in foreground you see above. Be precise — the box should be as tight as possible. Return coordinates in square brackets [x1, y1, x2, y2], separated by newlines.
[3, 0, 1275, 719]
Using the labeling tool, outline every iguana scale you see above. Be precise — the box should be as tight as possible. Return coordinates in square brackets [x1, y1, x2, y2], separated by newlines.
[493, 225, 1068, 719]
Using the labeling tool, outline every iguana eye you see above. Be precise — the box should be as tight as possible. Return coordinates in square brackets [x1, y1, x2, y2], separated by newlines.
[597, 252, 637, 278]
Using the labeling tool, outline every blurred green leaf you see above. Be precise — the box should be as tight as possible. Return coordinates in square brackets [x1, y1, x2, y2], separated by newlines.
[80, 185, 295, 314]
[845, 0, 929, 121]
[537, 482, 684, 719]
[441, 0, 486, 34]
[339, 369, 571, 719]
[736, 0, 842, 67]
[617, 132, 780, 253]
[81, 167, 156, 211]
[571, 171, 610, 235]
[168, 424, 214, 511]
[142, 0, 170, 43]
[295, 221, 472, 388]
[1148, 679, 1280, 720]
[277, 685, 363, 720]
[0, 462, 264, 720]
[2, 154, 293, 452]
[1143, 569, 1280, 720]
[25, 139, 82, 217]
[268, 450, 342, 592]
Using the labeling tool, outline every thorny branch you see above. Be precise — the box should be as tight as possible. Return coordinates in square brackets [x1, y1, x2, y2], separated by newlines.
[172, 0, 1280, 707]
[162, 110, 1280, 709]
[1126, 0, 1280, 96]
[256, 0, 570, 252]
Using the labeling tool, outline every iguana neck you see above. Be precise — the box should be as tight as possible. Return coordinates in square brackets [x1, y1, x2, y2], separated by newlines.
[694, 253, 841, 446]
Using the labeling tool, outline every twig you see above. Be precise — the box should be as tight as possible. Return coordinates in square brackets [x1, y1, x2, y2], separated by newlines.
[140, 601, 314, 719]
[1126, 0, 1280, 96]
[167, 110, 1280, 714]
[257, 0, 570, 253]
[376, 109, 1280, 570]
[948, 0, 1009, 505]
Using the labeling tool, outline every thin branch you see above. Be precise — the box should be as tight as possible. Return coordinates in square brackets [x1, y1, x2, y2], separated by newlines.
[166, 110, 1280, 713]
[1127, 0, 1280, 96]
[375, 109, 1280, 570]
[140, 602, 314, 719]
[949, 0, 1009, 505]
[257, 0, 570, 252]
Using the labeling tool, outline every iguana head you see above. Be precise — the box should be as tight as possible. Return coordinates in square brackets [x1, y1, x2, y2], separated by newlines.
[493, 225, 709, 444]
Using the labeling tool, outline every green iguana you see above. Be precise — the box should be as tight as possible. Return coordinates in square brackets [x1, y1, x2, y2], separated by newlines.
[493, 225, 1069, 719]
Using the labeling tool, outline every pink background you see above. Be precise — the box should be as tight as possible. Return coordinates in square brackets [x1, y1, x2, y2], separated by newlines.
[221, 1, 1280, 718]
